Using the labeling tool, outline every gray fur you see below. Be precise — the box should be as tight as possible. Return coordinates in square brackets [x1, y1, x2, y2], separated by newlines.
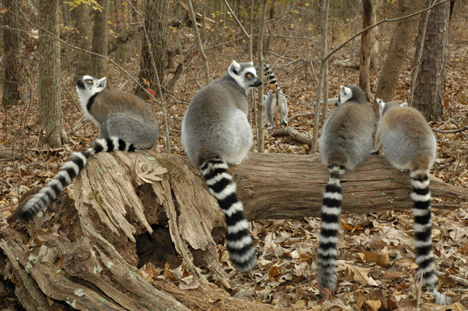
[319, 85, 375, 171]
[182, 61, 261, 166]
[181, 61, 262, 272]
[372, 99, 436, 170]
[263, 90, 288, 131]
[76, 75, 158, 149]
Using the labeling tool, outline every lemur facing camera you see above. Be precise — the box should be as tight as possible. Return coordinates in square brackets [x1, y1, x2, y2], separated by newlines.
[8, 76, 159, 222]
[263, 62, 288, 131]
[181, 61, 262, 272]
[372, 99, 451, 305]
[317, 85, 375, 292]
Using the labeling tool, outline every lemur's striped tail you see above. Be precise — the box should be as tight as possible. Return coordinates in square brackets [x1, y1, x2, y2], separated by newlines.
[8, 137, 135, 222]
[200, 157, 256, 272]
[317, 165, 343, 292]
[411, 169, 452, 305]
[263, 62, 280, 91]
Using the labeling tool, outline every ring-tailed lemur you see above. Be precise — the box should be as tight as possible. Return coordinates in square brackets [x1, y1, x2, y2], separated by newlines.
[182, 60, 262, 272]
[372, 99, 451, 304]
[8, 76, 159, 222]
[317, 85, 375, 292]
[263, 62, 288, 131]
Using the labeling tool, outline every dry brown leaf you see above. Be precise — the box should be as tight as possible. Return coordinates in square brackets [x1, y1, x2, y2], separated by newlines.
[355, 291, 366, 310]
[268, 265, 281, 282]
[163, 262, 176, 281]
[364, 300, 381, 311]
[136, 162, 167, 183]
[337, 261, 371, 285]
[179, 275, 200, 290]
[383, 271, 403, 279]
[363, 247, 389, 268]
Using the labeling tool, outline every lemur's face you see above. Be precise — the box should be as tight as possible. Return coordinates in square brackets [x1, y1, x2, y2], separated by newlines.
[76, 75, 106, 98]
[336, 85, 352, 106]
[228, 61, 263, 90]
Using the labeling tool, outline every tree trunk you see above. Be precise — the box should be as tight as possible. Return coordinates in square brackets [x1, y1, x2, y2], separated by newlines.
[2, 0, 22, 107]
[3, 152, 465, 309]
[369, 0, 383, 69]
[61, 0, 70, 26]
[375, 0, 425, 102]
[256, 0, 267, 153]
[90, 0, 110, 78]
[71, 2, 92, 79]
[38, 0, 68, 148]
[187, 0, 210, 86]
[359, 0, 373, 101]
[135, 0, 170, 99]
[412, 0, 450, 121]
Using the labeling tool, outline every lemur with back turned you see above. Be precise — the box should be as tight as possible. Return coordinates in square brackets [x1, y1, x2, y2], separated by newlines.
[263, 62, 288, 131]
[8, 76, 159, 222]
[317, 85, 375, 292]
[372, 99, 451, 304]
[182, 60, 262, 272]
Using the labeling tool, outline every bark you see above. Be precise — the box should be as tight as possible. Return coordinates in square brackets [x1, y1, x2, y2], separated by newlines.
[61, 0, 70, 26]
[135, 0, 170, 99]
[359, 0, 373, 101]
[369, 0, 383, 69]
[187, 0, 210, 86]
[2, 0, 22, 107]
[311, 0, 329, 153]
[375, 0, 425, 102]
[90, 0, 110, 77]
[256, 0, 267, 153]
[3, 152, 466, 310]
[38, 0, 68, 148]
[412, 0, 450, 120]
[71, 2, 92, 78]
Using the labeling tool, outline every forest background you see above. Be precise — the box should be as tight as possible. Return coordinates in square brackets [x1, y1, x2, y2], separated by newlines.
[0, 0, 468, 310]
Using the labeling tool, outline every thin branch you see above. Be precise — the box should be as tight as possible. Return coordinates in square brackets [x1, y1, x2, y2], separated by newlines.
[223, 0, 249, 37]
[432, 127, 468, 134]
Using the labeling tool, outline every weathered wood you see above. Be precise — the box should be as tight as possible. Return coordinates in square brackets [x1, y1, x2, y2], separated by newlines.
[3, 151, 466, 311]
[231, 153, 467, 220]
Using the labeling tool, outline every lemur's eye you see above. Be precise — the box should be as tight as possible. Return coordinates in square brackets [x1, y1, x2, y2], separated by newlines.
[86, 80, 93, 84]
[247, 73, 252, 79]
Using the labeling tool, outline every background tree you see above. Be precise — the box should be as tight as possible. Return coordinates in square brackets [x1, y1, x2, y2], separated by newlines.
[359, 0, 373, 100]
[375, 0, 425, 102]
[38, 0, 68, 147]
[135, 0, 170, 99]
[2, 0, 22, 107]
[90, 0, 110, 77]
[412, 0, 451, 120]
[70, 2, 92, 78]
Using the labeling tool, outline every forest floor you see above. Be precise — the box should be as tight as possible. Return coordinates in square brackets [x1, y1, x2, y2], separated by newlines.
[1, 21, 468, 311]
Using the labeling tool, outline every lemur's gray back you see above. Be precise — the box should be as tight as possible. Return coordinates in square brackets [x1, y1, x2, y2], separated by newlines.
[182, 63, 255, 166]
[319, 85, 375, 171]
[88, 90, 159, 149]
[181, 61, 262, 272]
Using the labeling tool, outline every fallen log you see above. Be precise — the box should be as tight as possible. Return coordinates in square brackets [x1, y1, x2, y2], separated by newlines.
[2, 151, 466, 310]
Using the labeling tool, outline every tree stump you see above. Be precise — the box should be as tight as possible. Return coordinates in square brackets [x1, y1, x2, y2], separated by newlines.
[1, 151, 466, 310]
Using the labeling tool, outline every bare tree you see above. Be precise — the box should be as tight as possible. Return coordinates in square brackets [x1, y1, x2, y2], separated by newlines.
[135, 0, 170, 99]
[70, 2, 92, 78]
[311, 0, 330, 153]
[2, 0, 22, 107]
[375, 0, 425, 102]
[38, 0, 69, 147]
[359, 0, 373, 101]
[90, 0, 110, 77]
[187, 0, 210, 85]
[256, 0, 268, 153]
[412, 0, 450, 120]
